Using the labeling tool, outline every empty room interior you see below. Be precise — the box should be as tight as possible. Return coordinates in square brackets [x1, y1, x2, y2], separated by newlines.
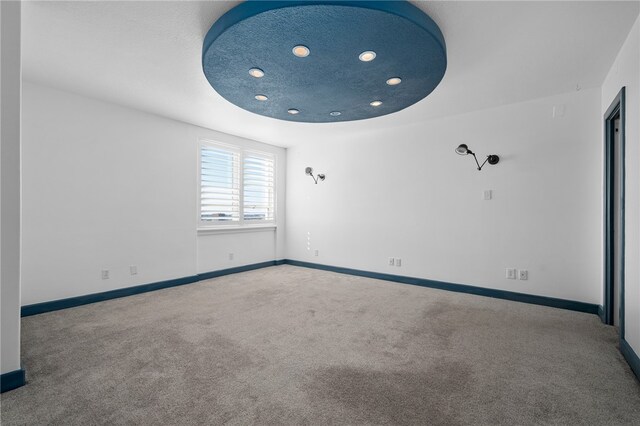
[2, 0, 640, 424]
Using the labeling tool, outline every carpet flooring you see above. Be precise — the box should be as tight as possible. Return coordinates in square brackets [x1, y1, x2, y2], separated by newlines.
[2, 265, 640, 425]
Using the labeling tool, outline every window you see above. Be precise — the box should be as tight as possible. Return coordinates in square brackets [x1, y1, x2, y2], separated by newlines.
[199, 143, 240, 223]
[199, 140, 275, 227]
[243, 151, 275, 222]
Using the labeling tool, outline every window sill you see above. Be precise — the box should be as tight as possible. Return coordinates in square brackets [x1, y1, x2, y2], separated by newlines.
[197, 225, 277, 235]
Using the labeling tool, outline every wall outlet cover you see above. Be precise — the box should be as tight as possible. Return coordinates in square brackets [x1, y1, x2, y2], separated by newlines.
[553, 104, 566, 118]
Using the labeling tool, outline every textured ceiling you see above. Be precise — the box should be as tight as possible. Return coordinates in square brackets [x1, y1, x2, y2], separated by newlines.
[202, 1, 447, 123]
[22, 1, 640, 147]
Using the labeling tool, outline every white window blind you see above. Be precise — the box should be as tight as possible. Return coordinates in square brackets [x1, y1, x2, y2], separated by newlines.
[200, 144, 240, 223]
[243, 152, 275, 222]
[199, 141, 276, 227]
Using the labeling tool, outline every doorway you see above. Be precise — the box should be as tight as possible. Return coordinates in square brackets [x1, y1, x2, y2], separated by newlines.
[604, 87, 625, 338]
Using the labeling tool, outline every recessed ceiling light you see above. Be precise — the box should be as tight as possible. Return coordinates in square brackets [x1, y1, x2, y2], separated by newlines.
[386, 77, 402, 86]
[255, 94, 268, 101]
[249, 68, 264, 78]
[288, 109, 300, 115]
[329, 111, 341, 116]
[359, 51, 376, 62]
[370, 100, 382, 107]
[292, 45, 310, 57]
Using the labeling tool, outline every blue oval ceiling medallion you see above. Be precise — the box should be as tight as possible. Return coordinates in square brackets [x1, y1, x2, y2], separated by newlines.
[202, 1, 447, 123]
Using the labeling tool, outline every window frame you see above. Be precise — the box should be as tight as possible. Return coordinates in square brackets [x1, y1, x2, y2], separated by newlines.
[198, 139, 276, 230]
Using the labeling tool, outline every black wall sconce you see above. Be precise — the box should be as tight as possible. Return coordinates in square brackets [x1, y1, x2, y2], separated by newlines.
[455, 144, 499, 171]
[305, 167, 325, 184]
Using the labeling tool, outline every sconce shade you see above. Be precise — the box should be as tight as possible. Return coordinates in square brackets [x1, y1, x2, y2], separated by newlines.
[487, 155, 500, 165]
[305, 167, 313, 176]
[455, 144, 469, 155]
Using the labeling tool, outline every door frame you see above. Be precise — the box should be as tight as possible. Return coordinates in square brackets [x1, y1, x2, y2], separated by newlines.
[603, 87, 626, 339]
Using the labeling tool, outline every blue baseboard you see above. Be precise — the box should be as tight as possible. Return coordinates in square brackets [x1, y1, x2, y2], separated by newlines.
[21, 260, 284, 317]
[620, 339, 640, 381]
[198, 260, 285, 280]
[1, 368, 26, 393]
[22, 275, 200, 317]
[20, 259, 598, 317]
[284, 260, 599, 315]
[598, 305, 606, 323]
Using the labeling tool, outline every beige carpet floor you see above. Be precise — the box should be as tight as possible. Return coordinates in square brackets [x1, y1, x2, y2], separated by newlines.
[2, 265, 640, 425]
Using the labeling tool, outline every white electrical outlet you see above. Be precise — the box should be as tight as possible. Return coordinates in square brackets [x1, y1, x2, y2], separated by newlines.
[228, 253, 234, 261]
[519, 269, 529, 280]
[552, 105, 565, 118]
[314, 250, 319, 257]
[129, 265, 137, 275]
[395, 258, 402, 267]
[483, 190, 492, 200]
[506, 268, 516, 279]
[388, 257, 395, 266]
[101, 270, 109, 280]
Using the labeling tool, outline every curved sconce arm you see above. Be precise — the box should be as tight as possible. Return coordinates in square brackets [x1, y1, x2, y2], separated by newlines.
[455, 144, 499, 171]
[305, 167, 326, 184]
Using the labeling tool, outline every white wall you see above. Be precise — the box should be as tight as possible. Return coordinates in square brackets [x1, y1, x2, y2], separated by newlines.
[1, 0, 23, 376]
[197, 229, 281, 274]
[602, 16, 640, 353]
[286, 87, 602, 304]
[21, 82, 285, 306]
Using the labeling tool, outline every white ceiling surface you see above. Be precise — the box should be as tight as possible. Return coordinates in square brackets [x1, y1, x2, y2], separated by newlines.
[22, 1, 639, 148]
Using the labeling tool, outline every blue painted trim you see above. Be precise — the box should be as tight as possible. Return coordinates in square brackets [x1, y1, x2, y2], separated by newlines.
[20, 258, 598, 317]
[21, 261, 284, 317]
[603, 87, 625, 337]
[598, 305, 605, 323]
[22, 275, 200, 317]
[619, 87, 626, 340]
[1, 368, 26, 393]
[620, 339, 640, 382]
[283, 260, 599, 314]
[197, 260, 283, 280]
